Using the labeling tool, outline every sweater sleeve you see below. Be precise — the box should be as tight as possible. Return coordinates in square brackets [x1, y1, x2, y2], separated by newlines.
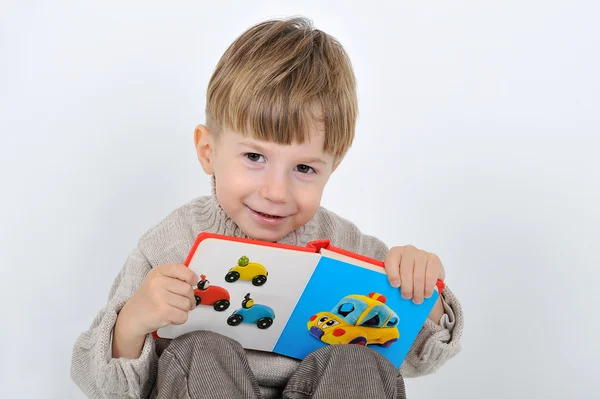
[399, 285, 463, 377]
[357, 233, 463, 377]
[70, 247, 158, 398]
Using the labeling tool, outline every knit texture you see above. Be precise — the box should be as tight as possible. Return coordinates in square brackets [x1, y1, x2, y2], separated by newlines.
[71, 193, 463, 398]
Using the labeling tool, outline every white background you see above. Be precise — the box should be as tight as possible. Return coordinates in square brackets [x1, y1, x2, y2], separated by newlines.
[1, 1, 599, 398]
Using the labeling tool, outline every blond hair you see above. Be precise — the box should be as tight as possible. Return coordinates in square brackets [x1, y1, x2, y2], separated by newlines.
[205, 17, 357, 159]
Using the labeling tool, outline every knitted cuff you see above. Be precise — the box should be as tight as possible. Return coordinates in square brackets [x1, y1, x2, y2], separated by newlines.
[95, 303, 156, 396]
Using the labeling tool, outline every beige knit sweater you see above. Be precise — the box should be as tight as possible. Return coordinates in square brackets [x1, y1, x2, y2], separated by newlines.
[71, 194, 463, 398]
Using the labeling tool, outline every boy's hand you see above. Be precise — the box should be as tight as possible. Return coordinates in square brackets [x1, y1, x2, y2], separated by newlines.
[117, 263, 198, 338]
[384, 245, 445, 305]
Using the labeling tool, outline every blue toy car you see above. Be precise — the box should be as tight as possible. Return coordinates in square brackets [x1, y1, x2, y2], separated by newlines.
[227, 293, 275, 329]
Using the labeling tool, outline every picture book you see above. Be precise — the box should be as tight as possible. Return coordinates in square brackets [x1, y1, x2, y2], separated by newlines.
[154, 232, 444, 368]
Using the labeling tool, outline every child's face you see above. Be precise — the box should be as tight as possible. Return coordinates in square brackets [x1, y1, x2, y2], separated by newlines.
[195, 125, 339, 242]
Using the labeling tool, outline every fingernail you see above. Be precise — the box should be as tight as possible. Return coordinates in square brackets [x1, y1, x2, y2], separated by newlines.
[402, 292, 411, 299]
[391, 278, 400, 288]
[414, 298, 423, 305]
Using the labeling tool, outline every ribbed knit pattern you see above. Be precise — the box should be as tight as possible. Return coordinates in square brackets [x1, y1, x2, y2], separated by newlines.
[71, 188, 463, 398]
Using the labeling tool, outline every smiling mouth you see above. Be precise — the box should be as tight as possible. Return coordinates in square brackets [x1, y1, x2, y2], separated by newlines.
[248, 207, 285, 219]
[258, 211, 281, 218]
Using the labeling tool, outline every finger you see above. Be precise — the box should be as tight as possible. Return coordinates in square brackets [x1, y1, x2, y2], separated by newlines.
[424, 255, 440, 298]
[400, 246, 415, 299]
[188, 287, 197, 310]
[166, 291, 193, 312]
[187, 287, 196, 310]
[384, 247, 402, 288]
[164, 280, 196, 310]
[159, 263, 198, 286]
[164, 278, 195, 298]
[169, 308, 189, 325]
[412, 252, 427, 304]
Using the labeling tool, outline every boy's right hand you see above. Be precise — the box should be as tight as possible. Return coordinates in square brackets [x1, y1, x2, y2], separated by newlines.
[117, 263, 198, 339]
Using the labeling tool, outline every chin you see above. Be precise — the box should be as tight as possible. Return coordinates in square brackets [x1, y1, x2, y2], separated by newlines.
[241, 224, 293, 243]
[248, 229, 289, 243]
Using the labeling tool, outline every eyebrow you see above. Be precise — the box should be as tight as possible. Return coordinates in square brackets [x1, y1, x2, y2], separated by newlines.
[299, 157, 327, 165]
[238, 140, 327, 165]
[238, 140, 267, 153]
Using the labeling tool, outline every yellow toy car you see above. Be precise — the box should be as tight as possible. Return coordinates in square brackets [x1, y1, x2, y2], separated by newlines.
[307, 292, 400, 347]
[224, 256, 268, 286]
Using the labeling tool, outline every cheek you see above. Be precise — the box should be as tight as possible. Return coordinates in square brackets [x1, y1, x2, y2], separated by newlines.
[215, 157, 246, 181]
[214, 162, 255, 198]
[294, 182, 325, 213]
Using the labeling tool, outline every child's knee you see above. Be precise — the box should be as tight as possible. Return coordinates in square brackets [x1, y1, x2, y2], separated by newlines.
[308, 344, 400, 378]
[313, 343, 383, 362]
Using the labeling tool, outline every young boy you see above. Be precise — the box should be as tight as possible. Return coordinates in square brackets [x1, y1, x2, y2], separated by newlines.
[71, 17, 462, 399]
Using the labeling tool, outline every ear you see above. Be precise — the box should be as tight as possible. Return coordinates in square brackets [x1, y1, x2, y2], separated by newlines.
[194, 124, 215, 175]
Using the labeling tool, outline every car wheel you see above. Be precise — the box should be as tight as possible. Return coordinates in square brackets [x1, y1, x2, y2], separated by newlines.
[252, 275, 267, 286]
[213, 299, 230, 312]
[257, 317, 273, 329]
[379, 338, 398, 347]
[195, 296, 201, 306]
[349, 336, 367, 346]
[225, 271, 240, 283]
[227, 314, 243, 326]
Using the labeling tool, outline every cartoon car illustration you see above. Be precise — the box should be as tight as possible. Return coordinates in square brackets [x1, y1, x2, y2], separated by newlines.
[224, 256, 268, 286]
[193, 274, 231, 312]
[227, 293, 275, 329]
[307, 292, 400, 347]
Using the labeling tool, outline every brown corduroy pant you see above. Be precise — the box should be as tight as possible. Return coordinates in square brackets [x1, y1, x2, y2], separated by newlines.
[151, 331, 406, 399]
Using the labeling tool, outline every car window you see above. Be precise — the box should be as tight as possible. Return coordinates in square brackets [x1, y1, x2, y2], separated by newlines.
[359, 305, 391, 328]
[338, 303, 354, 317]
[386, 316, 399, 327]
[361, 313, 381, 326]
[331, 297, 367, 325]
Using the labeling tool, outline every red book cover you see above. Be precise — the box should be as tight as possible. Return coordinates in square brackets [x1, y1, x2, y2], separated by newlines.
[153, 232, 443, 368]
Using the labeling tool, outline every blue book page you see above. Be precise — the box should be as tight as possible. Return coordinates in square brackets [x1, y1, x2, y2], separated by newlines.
[273, 256, 438, 368]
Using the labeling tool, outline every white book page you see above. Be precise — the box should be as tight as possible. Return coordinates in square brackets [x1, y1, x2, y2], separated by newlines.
[157, 237, 321, 352]
[319, 248, 387, 274]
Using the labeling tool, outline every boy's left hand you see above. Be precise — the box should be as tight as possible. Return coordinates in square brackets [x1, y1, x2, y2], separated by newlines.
[384, 245, 445, 305]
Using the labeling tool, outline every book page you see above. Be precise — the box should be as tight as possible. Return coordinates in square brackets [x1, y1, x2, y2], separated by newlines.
[319, 248, 386, 274]
[157, 237, 321, 352]
[273, 252, 438, 368]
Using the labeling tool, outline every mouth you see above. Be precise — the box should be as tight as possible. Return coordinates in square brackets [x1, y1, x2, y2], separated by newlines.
[255, 210, 282, 219]
[247, 206, 287, 220]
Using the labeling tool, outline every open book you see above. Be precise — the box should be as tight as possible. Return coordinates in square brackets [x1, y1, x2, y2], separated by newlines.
[154, 233, 443, 368]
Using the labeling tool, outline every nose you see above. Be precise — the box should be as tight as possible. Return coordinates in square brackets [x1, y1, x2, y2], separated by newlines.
[259, 171, 290, 203]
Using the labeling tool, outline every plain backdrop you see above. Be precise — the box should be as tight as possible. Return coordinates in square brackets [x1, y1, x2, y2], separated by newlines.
[1, 1, 599, 398]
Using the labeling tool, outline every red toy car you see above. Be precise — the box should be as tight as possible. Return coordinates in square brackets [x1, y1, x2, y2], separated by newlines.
[194, 274, 231, 311]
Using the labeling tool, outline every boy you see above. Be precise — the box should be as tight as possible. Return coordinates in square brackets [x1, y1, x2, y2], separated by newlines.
[71, 17, 462, 399]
